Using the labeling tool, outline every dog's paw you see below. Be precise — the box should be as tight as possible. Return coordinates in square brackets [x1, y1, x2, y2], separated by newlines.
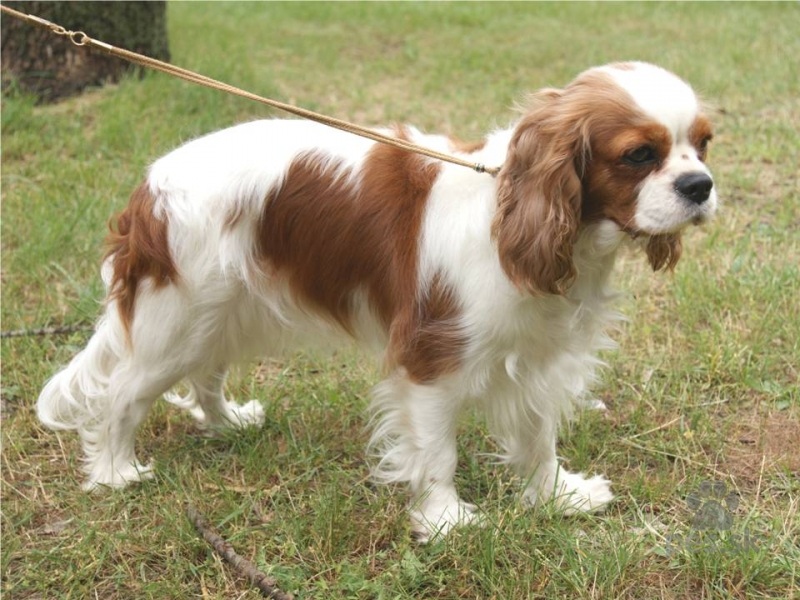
[82, 459, 154, 492]
[225, 399, 265, 429]
[165, 393, 265, 431]
[409, 498, 482, 543]
[581, 398, 608, 411]
[525, 470, 613, 514]
[554, 472, 614, 514]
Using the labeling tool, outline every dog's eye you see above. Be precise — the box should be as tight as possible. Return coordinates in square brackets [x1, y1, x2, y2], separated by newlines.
[623, 145, 657, 166]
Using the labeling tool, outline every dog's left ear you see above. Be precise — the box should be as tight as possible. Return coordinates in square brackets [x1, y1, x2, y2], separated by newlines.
[492, 89, 587, 296]
[646, 234, 683, 271]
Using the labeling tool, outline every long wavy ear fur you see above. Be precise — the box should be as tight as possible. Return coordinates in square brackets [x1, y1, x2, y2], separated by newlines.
[492, 88, 586, 296]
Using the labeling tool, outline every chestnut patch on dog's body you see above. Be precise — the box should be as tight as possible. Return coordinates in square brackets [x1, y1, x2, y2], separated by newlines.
[106, 182, 177, 337]
[257, 138, 465, 382]
[393, 274, 466, 383]
[257, 143, 434, 330]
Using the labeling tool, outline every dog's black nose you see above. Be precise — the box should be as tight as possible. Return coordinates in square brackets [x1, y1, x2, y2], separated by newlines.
[675, 172, 714, 205]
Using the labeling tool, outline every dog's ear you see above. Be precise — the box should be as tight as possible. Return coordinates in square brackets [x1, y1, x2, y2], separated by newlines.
[492, 88, 586, 296]
[646, 233, 683, 271]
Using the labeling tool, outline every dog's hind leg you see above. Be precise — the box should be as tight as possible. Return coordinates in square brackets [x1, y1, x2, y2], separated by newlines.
[37, 316, 184, 490]
[81, 364, 182, 490]
[38, 273, 206, 490]
[165, 366, 265, 431]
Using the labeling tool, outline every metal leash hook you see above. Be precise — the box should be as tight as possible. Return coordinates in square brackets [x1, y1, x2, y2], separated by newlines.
[30, 17, 89, 47]
[69, 30, 90, 46]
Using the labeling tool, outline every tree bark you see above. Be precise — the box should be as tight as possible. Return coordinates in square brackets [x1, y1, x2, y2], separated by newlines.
[1, 1, 169, 103]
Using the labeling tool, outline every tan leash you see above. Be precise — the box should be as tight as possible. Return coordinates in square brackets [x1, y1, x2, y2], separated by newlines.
[0, 4, 501, 176]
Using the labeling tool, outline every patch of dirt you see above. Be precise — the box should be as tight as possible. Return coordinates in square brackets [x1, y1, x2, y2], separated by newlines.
[252, 359, 289, 385]
[724, 410, 800, 486]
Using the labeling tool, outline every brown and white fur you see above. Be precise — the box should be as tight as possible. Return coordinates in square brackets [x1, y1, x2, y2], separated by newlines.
[37, 62, 716, 541]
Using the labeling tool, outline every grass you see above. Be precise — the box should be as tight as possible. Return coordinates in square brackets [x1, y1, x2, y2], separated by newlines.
[2, 2, 798, 598]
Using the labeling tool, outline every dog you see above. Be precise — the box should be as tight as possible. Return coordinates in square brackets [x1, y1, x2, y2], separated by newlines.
[38, 62, 716, 541]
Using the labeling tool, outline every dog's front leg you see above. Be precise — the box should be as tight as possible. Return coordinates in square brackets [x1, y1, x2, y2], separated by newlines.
[369, 374, 478, 542]
[487, 389, 614, 515]
[521, 419, 613, 514]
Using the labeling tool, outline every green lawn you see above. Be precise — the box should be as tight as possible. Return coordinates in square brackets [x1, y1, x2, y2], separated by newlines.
[2, 2, 798, 599]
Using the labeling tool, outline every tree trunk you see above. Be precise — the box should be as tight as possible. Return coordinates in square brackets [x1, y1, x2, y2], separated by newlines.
[1, 1, 169, 103]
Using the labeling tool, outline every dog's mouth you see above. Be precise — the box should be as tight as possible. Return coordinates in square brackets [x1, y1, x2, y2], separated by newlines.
[628, 202, 716, 238]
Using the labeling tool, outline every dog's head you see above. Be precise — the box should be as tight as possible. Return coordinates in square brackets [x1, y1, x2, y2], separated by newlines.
[493, 61, 717, 295]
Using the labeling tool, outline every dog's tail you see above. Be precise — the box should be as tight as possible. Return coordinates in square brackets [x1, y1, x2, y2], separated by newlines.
[39, 179, 174, 431]
[36, 316, 123, 431]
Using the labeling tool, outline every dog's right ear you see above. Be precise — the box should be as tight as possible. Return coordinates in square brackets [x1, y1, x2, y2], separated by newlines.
[492, 88, 586, 296]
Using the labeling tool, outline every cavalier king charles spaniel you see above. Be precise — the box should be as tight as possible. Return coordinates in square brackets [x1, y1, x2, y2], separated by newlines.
[38, 62, 716, 541]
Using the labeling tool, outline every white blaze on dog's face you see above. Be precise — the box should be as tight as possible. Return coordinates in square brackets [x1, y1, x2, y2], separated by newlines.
[599, 62, 717, 234]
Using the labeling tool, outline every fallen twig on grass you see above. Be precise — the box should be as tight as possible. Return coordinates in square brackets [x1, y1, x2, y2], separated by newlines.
[186, 503, 293, 600]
